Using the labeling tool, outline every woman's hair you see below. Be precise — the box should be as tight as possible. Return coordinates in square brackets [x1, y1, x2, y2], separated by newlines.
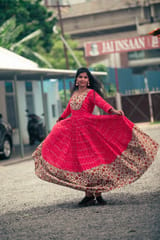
[71, 67, 103, 97]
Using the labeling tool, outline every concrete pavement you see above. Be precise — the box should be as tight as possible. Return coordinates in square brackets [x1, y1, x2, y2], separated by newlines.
[0, 125, 160, 240]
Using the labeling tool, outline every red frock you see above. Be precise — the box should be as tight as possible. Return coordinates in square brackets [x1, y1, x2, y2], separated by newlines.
[32, 89, 159, 194]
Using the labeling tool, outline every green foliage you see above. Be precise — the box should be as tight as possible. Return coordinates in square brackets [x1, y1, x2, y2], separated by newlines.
[92, 64, 108, 95]
[59, 89, 71, 110]
[44, 33, 86, 69]
[0, 17, 24, 48]
[92, 64, 107, 72]
[0, 0, 56, 66]
[0, 0, 86, 69]
[92, 64, 116, 96]
[0, 0, 56, 51]
[107, 84, 117, 96]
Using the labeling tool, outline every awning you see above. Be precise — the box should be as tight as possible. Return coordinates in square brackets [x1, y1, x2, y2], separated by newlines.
[0, 67, 107, 81]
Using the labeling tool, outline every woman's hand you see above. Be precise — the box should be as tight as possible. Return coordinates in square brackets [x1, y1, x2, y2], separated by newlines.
[110, 108, 124, 116]
[56, 117, 64, 123]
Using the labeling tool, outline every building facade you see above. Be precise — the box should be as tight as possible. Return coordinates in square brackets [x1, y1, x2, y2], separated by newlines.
[0, 48, 60, 145]
[45, 0, 160, 73]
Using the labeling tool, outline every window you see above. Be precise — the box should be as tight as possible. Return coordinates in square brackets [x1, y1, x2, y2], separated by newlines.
[57, 100, 62, 115]
[5, 82, 13, 93]
[25, 81, 32, 92]
[128, 51, 145, 60]
[5, 81, 17, 128]
[52, 104, 56, 117]
[26, 94, 35, 114]
[5, 95, 18, 128]
[128, 49, 160, 61]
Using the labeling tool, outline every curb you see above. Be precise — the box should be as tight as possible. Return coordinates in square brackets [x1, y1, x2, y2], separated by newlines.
[0, 155, 32, 166]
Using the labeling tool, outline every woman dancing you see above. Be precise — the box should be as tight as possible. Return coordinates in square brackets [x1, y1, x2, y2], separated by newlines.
[32, 67, 159, 206]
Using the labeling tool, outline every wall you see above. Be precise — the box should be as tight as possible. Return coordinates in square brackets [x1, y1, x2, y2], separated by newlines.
[17, 81, 29, 145]
[108, 68, 160, 94]
[0, 79, 60, 145]
[43, 80, 61, 131]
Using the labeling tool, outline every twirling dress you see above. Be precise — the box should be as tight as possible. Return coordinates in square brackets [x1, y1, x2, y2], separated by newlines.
[32, 89, 159, 194]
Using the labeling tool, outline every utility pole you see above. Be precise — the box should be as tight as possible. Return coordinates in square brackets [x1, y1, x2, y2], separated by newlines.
[57, 0, 70, 69]
[48, 0, 70, 106]
[49, 0, 70, 69]
[56, 1, 69, 105]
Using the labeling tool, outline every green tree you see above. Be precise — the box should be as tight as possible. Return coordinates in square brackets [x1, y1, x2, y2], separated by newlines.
[92, 64, 108, 95]
[92, 64, 116, 96]
[59, 89, 71, 110]
[0, 17, 53, 67]
[0, 0, 56, 51]
[0, 0, 57, 67]
[0, 0, 86, 69]
[92, 64, 107, 72]
[47, 33, 86, 69]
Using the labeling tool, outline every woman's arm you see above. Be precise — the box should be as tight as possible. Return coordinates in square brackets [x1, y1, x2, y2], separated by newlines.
[57, 101, 71, 122]
[93, 90, 124, 115]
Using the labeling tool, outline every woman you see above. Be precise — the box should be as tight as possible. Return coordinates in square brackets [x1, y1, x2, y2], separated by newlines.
[32, 67, 159, 206]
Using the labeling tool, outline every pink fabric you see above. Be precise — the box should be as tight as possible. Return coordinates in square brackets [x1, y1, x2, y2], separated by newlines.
[41, 89, 134, 172]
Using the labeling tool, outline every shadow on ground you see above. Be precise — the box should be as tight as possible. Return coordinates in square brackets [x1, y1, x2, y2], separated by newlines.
[0, 191, 160, 240]
[56, 190, 160, 208]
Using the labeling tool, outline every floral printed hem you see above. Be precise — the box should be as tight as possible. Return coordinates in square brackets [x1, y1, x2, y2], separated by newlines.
[32, 126, 159, 194]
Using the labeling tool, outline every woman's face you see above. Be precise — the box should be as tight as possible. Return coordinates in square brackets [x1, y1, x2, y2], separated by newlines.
[76, 72, 89, 88]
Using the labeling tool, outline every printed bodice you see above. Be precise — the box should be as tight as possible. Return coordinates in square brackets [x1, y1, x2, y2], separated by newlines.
[60, 89, 113, 119]
[70, 90, 90, 111]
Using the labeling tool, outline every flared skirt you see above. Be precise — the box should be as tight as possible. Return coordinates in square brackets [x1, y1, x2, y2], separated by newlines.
[32, 115, 159, 194]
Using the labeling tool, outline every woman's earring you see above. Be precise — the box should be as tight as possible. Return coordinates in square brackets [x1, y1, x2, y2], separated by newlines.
[76, 82, 79, 86]
[88, 81, 90, 86]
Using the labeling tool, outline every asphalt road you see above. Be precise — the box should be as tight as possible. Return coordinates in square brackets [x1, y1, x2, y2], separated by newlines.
[0, 124, 160, 240]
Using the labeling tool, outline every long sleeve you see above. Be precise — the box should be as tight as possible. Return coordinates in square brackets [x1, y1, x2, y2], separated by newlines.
[60, 101, 71, 119]
[93, 90, 113, 113]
